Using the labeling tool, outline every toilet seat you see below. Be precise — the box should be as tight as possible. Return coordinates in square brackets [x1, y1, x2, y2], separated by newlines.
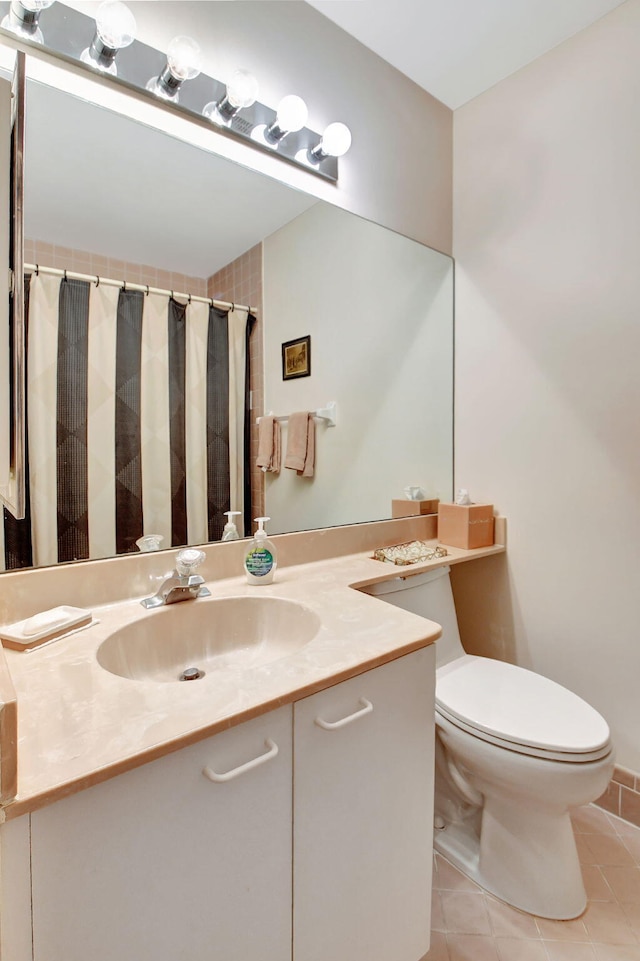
[436, 656, 612, 762]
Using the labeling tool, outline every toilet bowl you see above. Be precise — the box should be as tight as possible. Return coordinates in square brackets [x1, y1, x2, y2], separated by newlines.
[362, 566, 614, 920]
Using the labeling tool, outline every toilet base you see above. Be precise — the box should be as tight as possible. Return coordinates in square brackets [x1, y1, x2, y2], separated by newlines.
[434, 800, 587, 920]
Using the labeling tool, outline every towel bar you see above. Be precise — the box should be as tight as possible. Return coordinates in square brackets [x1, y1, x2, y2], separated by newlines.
[256, 401, 337, 428]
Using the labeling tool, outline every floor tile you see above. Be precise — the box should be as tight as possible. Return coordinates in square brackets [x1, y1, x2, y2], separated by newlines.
[600, 867, 640, 904]
[432, 890, 446, 932]
[441, 891, 492, 935]
[620, 902, 640, 938]
[582, 865, 616, 901]
[495, 938, 549, 960]
[578, 835, 601, 866]
[592, 945, 640, 960]
[435, 854, 480, 892]
[612, 819, 640, 840]
[544, 943, 598, 960]
[581, 901, 638, 945]
[583, 835, 636, 867]
[620, 834, 640, 864]
[485, 895, 540, 939]
[572, 808, 619, 836]
[446, 933, 500, 960]
[536, 916, 589, 942]
[423, 931, 450, 960]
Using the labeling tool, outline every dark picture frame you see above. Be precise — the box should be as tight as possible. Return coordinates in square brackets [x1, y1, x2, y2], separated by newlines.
[282, 335, 311, 380]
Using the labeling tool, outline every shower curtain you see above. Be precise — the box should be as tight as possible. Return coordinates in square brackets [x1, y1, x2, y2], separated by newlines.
[1, 272, 253, 570]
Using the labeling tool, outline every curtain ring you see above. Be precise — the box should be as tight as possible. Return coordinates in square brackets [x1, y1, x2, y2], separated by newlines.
[34, 264, 39, 276]
[63, 269, 68, 283]
[145, 285, 150, 296]
[230, 302, 235, 312]
[170, 290, 174, 300]
[209, 298, 214, 308]
[188, 293, 192, 305]
[123, 280, 127, 291]
[94, 274, 100, 287]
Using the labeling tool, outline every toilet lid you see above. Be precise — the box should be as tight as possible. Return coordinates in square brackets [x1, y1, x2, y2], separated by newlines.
[436, 656, 611, 759]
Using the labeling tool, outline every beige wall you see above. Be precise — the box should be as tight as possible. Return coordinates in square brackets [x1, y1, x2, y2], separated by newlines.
[69, 0, 452, 255]
[452, 0, 640, 769]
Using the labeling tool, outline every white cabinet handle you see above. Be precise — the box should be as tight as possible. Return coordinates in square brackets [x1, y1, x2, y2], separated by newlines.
[314, 697, 373, 731]
[202, 738, 278, 783]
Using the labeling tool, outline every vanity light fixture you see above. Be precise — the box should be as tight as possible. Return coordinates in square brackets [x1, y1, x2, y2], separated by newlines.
[0, 0, 347, 181]
[0, 0, 54, 44]
[147, 35, 202, 102]
[80, 0, 136, 76]
[307, 121, 352, 164]
[203, 68, 259, 125]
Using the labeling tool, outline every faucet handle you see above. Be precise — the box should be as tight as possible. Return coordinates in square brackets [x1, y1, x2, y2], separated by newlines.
[175, 549, 206, 576]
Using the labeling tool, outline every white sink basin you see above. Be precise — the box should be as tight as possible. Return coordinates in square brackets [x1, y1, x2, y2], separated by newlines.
[96, 596, 321, 683]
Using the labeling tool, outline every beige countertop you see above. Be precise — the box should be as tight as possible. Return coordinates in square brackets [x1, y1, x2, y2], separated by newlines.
[0, 519, 505, 820]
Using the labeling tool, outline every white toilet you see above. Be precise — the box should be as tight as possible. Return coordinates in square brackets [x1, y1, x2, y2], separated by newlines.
[364, 566, 614, 920]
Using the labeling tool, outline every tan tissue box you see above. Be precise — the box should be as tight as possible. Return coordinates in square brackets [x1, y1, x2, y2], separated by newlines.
[392, 498, 440, 518]
[437, 502, 495, 550]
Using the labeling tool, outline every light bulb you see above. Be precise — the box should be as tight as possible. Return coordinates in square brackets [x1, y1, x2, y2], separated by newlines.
[95, 0, 135, 49]
[166, 35, 202, 82]
[319, 122, 352, 157]
[226, 69, 259, 109]
[19, 0, 54, 9]
[1, 0, 54, 43]
[275, 95, 308, 133]
[308, 121, 352, 164]
[147, 35, 201, 101]
[80, 0, 136, 76]
[203, 68, 259, 125]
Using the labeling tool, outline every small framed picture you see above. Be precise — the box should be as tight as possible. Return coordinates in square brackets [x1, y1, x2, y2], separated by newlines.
[282, 335, 311, 380]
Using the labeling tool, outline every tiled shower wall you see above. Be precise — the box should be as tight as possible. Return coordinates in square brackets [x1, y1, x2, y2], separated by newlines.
[26, 238, 264, 528]
[24, 239, 208, 298]
[207, 243, 264, 524]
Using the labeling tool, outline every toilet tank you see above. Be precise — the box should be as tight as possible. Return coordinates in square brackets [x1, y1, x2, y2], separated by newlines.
[361, 566, 465, 667]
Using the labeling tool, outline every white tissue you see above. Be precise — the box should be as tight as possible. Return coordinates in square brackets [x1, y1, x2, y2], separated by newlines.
[403, 486, 426, 501]
[455, 488, 472, 506]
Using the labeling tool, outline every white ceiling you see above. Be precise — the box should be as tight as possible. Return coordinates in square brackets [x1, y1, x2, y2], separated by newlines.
[306, 0, 628, 109]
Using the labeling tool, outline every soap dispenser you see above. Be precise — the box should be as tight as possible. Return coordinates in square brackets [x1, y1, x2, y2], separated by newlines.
[244, 517, 277, 585]
[221, 511, 242, 541]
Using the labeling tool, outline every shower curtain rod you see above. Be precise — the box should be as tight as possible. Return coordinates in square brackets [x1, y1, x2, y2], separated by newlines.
[24, 263, 255, 314]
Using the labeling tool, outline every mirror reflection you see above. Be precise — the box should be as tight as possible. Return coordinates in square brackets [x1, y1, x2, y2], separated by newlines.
[1, 73, 453, 573]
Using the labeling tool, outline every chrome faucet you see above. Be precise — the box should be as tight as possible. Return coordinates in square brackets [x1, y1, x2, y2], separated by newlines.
[141, 549, 211, 609]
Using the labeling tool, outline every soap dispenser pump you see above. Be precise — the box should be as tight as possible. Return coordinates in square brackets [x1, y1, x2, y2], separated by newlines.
[244, 516, 277, 585]
[221, 511, 242, 541]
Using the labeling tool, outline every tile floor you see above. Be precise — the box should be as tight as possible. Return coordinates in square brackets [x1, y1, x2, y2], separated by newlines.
[426, 804, 640, 960]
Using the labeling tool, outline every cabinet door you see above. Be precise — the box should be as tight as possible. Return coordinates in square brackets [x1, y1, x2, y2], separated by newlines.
[0, 814, 33, 961]
[293, 648, 435, 961]
[31, 706, 292, 961]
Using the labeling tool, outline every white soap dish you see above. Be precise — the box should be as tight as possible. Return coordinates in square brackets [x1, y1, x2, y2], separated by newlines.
[0, 606, 93, 651]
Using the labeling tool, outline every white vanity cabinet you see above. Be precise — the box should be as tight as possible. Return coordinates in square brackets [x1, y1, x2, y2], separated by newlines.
[293, 646, 435, 961]
[1, 647, 435, 961]
[29, 706, 293, 961]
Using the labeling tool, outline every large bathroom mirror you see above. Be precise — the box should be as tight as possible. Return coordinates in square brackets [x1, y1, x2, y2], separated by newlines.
[0, 59, 453, 572]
